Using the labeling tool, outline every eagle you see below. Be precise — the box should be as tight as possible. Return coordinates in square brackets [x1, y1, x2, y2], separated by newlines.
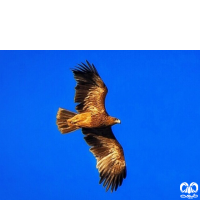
[56, 61, 126, 192]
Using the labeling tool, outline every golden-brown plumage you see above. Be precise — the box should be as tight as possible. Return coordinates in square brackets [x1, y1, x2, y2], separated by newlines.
[83, 127, 126, 192]
[56, 60, 126, 192]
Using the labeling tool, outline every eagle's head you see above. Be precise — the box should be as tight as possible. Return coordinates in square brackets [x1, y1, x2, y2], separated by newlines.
[105, 116, 121, 126]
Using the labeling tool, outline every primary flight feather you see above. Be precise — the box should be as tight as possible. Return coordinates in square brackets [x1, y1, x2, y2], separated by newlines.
[56, 60, 126, 192]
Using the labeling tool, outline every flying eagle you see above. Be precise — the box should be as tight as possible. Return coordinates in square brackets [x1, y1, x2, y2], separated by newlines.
[56, 61, 126, 192]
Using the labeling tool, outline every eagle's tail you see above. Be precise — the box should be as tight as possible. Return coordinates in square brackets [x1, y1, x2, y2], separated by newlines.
[56, 108, 79, 134]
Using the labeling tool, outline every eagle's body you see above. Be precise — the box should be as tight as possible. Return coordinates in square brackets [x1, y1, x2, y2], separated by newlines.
[56, 61, 126, 192]
[67, 112, 120, 128]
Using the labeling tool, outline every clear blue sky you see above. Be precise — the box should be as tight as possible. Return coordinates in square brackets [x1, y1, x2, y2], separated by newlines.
[0, 51, 200, 200]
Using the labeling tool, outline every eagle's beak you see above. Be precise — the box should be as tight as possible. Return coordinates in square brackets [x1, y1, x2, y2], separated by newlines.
[115, 119, 121, 124]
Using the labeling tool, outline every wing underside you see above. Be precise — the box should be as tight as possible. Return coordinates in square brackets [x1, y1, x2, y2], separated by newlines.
[72, 61, 108, 113]
[82, 127, 126, 192]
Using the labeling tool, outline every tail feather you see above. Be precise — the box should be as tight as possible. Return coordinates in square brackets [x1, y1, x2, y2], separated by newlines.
[56, 108, 79, 134]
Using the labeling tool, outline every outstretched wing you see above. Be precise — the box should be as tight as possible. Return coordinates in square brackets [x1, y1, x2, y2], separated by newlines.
[82, 127, 127, 192]
[72, 60, 108, 113]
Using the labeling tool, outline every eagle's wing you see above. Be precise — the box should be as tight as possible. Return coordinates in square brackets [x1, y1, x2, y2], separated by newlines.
[72, 60, 108, 113]
[82, 127, 127, 192]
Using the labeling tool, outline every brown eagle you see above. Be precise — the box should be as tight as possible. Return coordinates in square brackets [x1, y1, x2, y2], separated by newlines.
[56, 61, 126, 192]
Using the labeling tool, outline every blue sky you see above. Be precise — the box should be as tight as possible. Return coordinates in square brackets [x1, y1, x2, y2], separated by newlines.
[0, 51, 200, 200]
